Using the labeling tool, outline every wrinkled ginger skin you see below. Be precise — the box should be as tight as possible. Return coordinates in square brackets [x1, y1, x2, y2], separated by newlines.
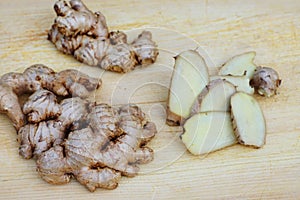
[100, 43, 137, 73]
[49, 0, 158, 73]
[55, 69, 101, 98]
[95, 105, 156, 177]
[23, 89, 61, 123]
[0, 64, 100, 130]
[54, 0, 108, 38]
[250, 67, 281, 97]
[58, 97, 92, 130]
[131, 31, 159, 65]
[0, 85, 25, 130]
[18, 94, 93, 159]
[37, 104, 157, 192]
[88, 104, 123, 147]
[18, 120, 65, 159]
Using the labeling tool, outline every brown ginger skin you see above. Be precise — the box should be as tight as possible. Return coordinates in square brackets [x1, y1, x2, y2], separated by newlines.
[0, 86, 25, 130]
[18, 120, 65, 159]
[250, 66, 281, 97]
[0, 64, 100, 130]
[37, 104, 157, 192]
[49, 0, 158, 73]
[131, 31, 159, 65]
[23, 89, 61, 123]
[18, 90, 92, 159]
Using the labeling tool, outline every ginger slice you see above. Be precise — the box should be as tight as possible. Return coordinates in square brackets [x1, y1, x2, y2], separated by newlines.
[181, 112, 236, 155]
[191, 79, 236, 115]
[167, 50, 209, 126]
[230, 92, 266, 148]
[219, 51, 257, 78]
[211, 75, 254, 94]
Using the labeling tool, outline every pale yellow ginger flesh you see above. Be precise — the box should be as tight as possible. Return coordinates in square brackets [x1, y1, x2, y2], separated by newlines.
[181, 112, 236, 155]
[218, 52, 281, 97]
[175, 50, 280, 156]
[210, 75, 254, 94]
[167, 50, 209, 126]
[219, 51, 257, 78]
[231, 92, 266, 148]
[49, 0, 158, 73]
[191, 79, 236, 115]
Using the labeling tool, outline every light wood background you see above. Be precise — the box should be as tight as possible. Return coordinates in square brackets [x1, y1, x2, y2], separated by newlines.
[0, 0, 299, 199]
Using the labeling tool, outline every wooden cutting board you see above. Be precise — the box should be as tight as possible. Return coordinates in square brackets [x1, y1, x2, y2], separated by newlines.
[0, 0, 299, 199]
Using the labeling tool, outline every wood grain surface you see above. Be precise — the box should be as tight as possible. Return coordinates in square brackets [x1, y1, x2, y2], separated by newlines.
[0, 0, 299, 199]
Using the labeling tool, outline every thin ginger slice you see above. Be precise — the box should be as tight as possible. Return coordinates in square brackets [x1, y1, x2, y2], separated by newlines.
[181, 112, 236, 155]
[231, 92, 266, 148]
[167, 50, 209, 126]
[219, 51, 257, 78]
[191, 79, 236, 116]
[210, 75, 254, 94]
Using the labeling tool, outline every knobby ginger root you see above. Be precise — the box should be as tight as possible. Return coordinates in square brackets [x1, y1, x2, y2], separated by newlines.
[58, 97, 91, 130]
[37, 104, 157, 192]
[23, 89, 61, 123]
[250, 67, 281, 97]
[49, 0, 159, 73]
[18, 90, 92, 159]
[18, 120, 65, 159]
[0, 64, 100, 130]
[1, 64, 157, 192]
[0, 86, 25, 130]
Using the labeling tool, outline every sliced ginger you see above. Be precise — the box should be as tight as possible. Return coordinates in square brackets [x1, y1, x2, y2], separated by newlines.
[191, 79, 236, 115]
[167, 50, 209, 126]
[210, 75, 254, 94]
[219, 51, 257, 78]
[175, 50, 280, 156]
[231, 92, 266, 148]
[181, 112, 236, 155]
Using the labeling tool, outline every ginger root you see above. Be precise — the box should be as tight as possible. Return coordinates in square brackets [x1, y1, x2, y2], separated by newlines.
[0, 64, 100, 130]
[37, 104, 157, 191]
[18, 90, 92, 159]
[48, 0, 158, 73]
[1, 64, 157, 192]
[0, 85, 25, 130]
[23, 89, 61, 123]
[18, 120, 65, 159]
